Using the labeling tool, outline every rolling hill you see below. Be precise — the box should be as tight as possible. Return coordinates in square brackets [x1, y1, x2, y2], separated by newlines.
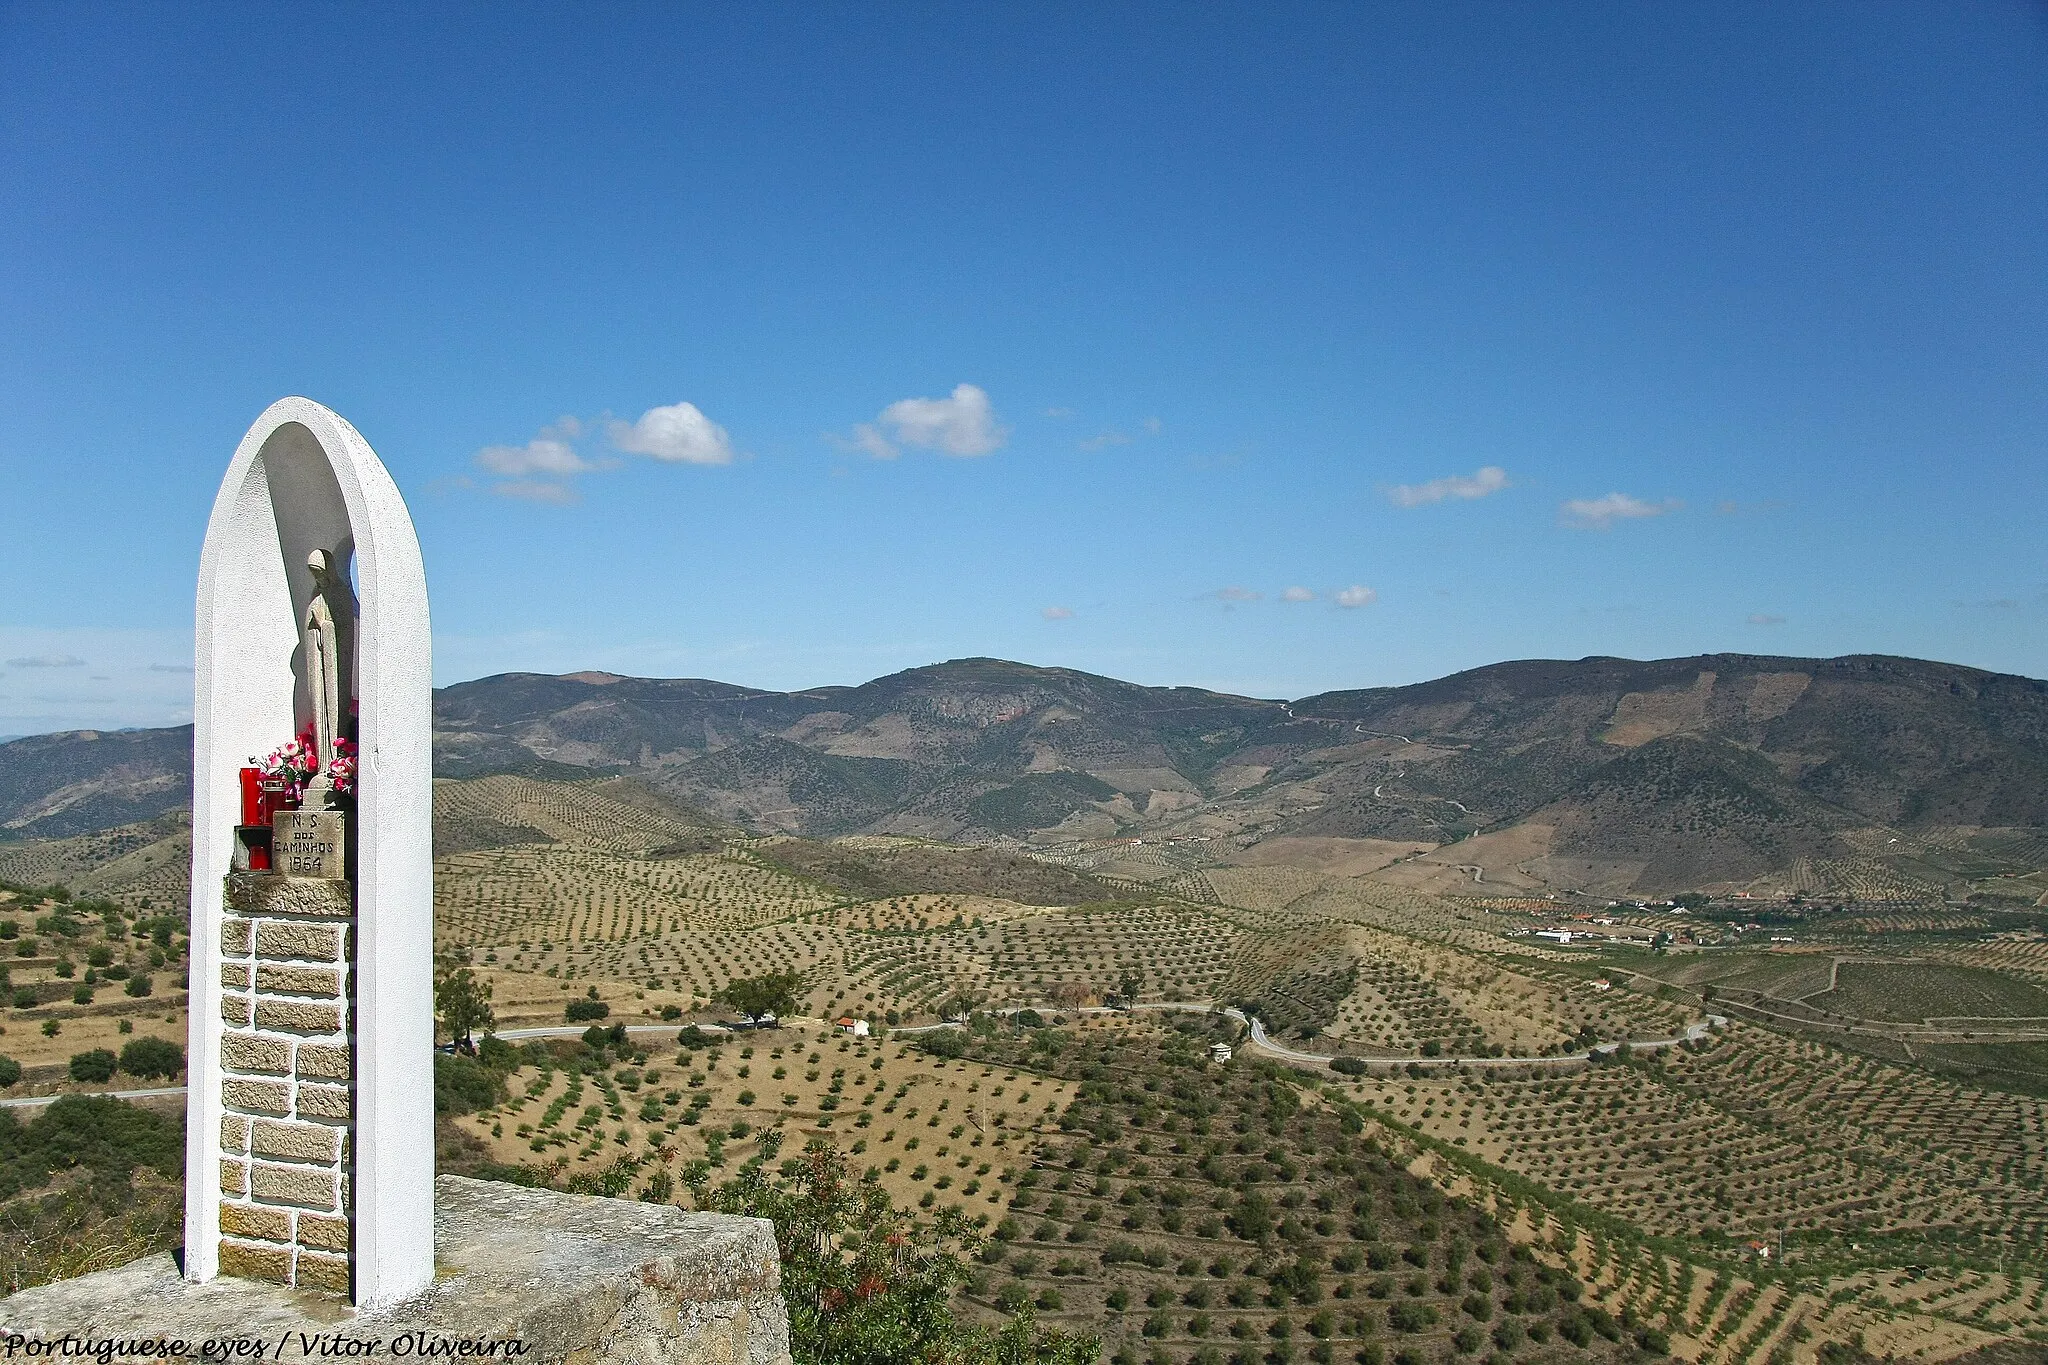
[4, 652, 2046, 897]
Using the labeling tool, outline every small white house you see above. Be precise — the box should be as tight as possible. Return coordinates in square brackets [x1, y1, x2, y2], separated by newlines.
[836, 1016, 871, 1037]
[1535, 929, 1574, 944]
[1209, 1042, 1233, 1063]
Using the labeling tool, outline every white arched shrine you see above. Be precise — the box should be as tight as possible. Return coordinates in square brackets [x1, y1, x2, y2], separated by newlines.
[187, 398, 434, 1308]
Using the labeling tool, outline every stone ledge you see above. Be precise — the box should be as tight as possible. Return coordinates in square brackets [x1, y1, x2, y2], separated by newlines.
[226, 871, 353, 919]
[0, 1176, 791, 1365]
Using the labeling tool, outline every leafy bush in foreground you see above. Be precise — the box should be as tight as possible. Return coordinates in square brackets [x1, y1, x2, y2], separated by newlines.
[687, 1132, 1096, 1365]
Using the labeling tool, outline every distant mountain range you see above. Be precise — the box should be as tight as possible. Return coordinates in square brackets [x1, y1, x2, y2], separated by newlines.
[4, 653, 2045, 897]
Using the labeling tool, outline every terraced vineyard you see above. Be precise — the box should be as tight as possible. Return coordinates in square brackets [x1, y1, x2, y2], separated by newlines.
[433, 774, 718, 855]
[443, 1023, 1077, 1220]
[1932, 937, 2048, 987]
[942, 1016, 1645, 1365]
[980, 904, 1247, 1006]
[1340, 1022, 2048, 1260]
[1331, 955, 1488, 1054]
[0, 814, 191, 911]
[435, 844, 840, 946]
[1814, 962, 2048, 1022]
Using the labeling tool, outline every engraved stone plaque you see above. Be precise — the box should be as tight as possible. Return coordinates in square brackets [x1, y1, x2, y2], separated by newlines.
[272, 809, 347, 880]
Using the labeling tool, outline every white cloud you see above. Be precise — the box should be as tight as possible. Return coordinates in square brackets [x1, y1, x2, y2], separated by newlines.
[1335, 585, 1378, 609]
[1559, 493, 1681, 530]
[848, 383, 1007, 459]
[0, 627, 198, 732]
[475, 437, 592, 478]
[493, 480, 580, 505]
[608, 401, 735, 466]
[1041, 606, 1075, 621]
[149, 663, 195, 673]
[833, 424, 895, 460]
[1143, 417, 1162, 435]
[1079, 431, 1131, 451]
[1213, 587, 1262, 603]
[1044, 407, 1075, 419]
[1387, 465, 1509, 508]
[471, 407, 732, 506]
[1280, 586, 1316, 603]
[473, 417, 605, 505]
[1746, 613, 1787, 626]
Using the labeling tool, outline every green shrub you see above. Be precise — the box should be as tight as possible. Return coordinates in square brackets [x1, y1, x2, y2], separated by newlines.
[68, 1050, 118, 1084]
[434, 1052, 508, 1115]
[119, 1037, 184, 1080]
[1329, 1056, 1367, 1076]
[1386, 1303, 1436, 1333]
[0, 1094, 181, 1201]
[123, 974, 153, 998]
[0, 1055, 20, 1088]
[565, 997, 610, 1022]
[690, 1134, 1096, 1365]
[918, 1029, 967, 1059]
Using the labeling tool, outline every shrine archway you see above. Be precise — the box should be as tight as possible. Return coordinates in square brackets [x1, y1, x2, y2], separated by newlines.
[187, 397, 433, 1308]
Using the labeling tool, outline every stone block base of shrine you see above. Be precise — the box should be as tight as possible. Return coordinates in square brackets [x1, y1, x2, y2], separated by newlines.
[0, 1178, 791, 1365]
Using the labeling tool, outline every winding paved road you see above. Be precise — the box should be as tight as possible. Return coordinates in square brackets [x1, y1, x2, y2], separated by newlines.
[1239, 1009, 1725, 1071]
[0, 1084, 186, 1110]
[1, 1006, 1727, 1110]
[0, 1024, 747, 1110]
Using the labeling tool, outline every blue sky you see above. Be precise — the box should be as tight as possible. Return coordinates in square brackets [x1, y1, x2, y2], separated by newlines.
[2, 3, 2044, 733]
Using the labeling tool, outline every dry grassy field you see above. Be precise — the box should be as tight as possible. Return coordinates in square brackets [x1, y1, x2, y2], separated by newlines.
[442, 1019, 1078, 1219]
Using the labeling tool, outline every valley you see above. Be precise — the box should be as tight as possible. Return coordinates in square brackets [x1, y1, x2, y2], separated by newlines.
[4, 653, 2048, 1362]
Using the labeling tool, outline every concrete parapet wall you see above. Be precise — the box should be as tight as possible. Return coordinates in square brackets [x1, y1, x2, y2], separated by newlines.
[0, 1177, 791, 1365]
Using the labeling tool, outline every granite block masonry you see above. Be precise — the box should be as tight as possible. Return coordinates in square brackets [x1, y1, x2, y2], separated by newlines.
[0, 1176, 793, 1365]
